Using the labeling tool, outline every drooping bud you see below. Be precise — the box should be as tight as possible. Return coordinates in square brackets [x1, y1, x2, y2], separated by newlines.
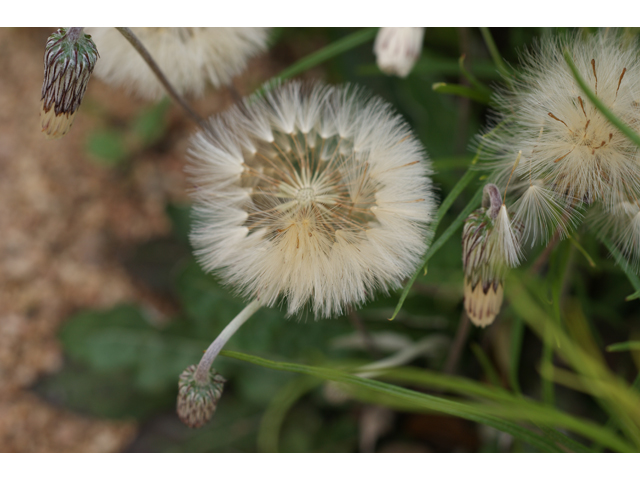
[462, 184, 522, 327]
[373, 27, 425, 78]
[40, 28, 99, 139]
[176, 364, 226, 428]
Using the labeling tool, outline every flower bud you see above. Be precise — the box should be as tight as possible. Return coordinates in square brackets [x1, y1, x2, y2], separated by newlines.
[462, 184, 522, 327]
[40, 28, 99, 139]
[176, 364, 226, 428]
[373, 27, 424, 78]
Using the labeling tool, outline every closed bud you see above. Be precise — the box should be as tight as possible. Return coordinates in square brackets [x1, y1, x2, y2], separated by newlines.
[462, 184, 522, 327]
[177, 364, 226, 428]
[373, 27, 424, 78]
[40, 27, 99, 139]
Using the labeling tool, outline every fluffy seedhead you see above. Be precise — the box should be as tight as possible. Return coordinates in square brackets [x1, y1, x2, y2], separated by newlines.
[40, 28, 98, 139]
[482, 30, 640, 264]
[87, 28, 269, 100]
[462, 184, 522, 327]
[188, 81, 436, 318]
[176, 365, 226, 428]
[373, 27, 425, 78]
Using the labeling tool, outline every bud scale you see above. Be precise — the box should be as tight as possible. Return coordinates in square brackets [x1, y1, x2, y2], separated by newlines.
[40, 28, 99, 139]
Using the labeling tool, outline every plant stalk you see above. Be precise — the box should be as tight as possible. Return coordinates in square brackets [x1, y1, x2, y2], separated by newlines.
[194, 299, 262, 384]
[115, 27, 207, 129]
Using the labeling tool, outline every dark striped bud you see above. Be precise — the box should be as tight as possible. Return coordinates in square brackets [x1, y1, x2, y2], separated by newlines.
[177, 364, 226, 428]
[462, 184, 522, 327]
[40, 28, 99, 139]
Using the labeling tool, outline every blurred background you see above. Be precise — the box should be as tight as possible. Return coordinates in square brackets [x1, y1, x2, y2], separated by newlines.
[0, 27, 638, 452]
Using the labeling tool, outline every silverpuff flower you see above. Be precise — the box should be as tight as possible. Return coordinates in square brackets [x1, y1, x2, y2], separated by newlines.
[87, 27, 269, 100]
[187, 81, 437, 318]
[481, 31, 640, 268]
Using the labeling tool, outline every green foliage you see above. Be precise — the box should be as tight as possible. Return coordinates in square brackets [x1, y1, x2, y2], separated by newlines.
[86, 130, 127, 165]
[85, 98, 171, 166]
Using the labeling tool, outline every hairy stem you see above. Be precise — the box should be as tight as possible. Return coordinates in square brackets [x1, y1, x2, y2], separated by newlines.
[194, 299, 262, 384]
[115, 27, 207, 129]
[66, 27, 84, 42]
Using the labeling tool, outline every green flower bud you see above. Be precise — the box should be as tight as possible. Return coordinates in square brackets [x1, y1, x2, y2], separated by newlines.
[176, 364, 226, 429]
[40, 28, 98, 139]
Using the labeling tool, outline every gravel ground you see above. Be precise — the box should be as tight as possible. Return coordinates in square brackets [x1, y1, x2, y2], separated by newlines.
[0, 27, 277, 452]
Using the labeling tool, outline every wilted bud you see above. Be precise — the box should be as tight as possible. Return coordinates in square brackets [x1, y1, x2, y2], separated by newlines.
[177, 364, 226, 428]
[462, 184, 522, 327]
[40, 27, 98, 139]
[373, 27, 425, 78]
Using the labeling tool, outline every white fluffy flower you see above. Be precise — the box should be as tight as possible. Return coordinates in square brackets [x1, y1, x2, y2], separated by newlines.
[482, 30, 640, 267]
[87, 27, 269, 100]
[188, 81, 436, 318]
[374, 27, 424, 78]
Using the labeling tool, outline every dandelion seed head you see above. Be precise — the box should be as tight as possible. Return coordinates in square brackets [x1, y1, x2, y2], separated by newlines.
[87, 27, 269, 100]
[482, 30, 640, 248]
[189, 81, 436, 318]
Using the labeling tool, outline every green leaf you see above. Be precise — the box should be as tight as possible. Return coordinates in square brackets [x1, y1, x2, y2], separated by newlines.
[133, 97, 171, 145]
[34, 362, 174, 420]
[506, 274, 640, 449]
[256, 28, 378, 97]
[165, 202, 192, 244]
[389, 183, 482, 320]
[432, 82, 491, 104]
[601, 236, 640, 301]
[479, 27, 512, 80]
[607, 341, 640, 352]
[86, 130, 127, 165]
[59, 304, 207, 392]
[221, 350, 635, 452]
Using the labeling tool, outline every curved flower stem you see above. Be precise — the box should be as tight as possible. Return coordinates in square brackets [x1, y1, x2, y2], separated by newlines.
[115, 27, 207, 129]
[194, 299, 262, 384]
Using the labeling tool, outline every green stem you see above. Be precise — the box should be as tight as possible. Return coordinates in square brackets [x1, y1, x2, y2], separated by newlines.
[432, 82, 491, 104]
[458, 55, 492, 95]
[115, 27, 207, 129]
[255, 28, 378, 97]
[389, 120, 506, 320]
[220, 349, 635, 452]
[601, 236, 640, 300]
[194, 300, 262, 384]
[389, 183, 482, 321]
[479, 27, 511, 80]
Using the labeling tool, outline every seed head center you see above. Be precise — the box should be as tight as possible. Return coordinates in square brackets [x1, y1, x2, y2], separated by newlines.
[296, 186, 316, 206]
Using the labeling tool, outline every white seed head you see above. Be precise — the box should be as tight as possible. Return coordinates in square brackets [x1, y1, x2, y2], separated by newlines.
[188, 81, 436, 318]
[373, 27, 425, 78]
[482, 30, 640, 250]
[511, 181, 582, 247]
[87, 28, 270, 100]
[593, 199, 640, 269]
